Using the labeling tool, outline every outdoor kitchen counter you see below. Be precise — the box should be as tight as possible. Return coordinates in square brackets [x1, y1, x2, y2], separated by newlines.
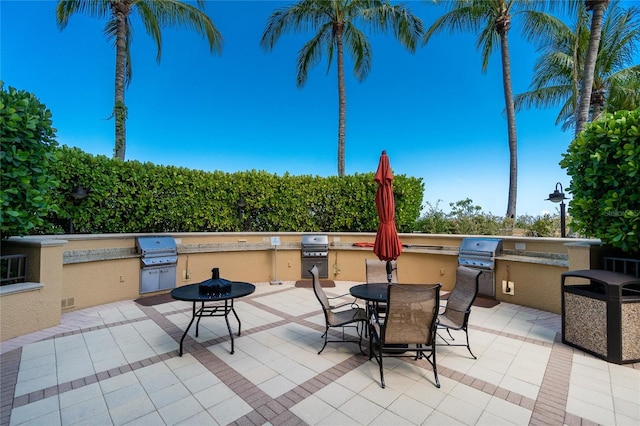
[331, 242, 459, 256]
[498, 251, 569, 267]
[332, 242, 568, 267]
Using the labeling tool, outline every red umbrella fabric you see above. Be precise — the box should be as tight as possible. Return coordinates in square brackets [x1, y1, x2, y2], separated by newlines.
[373, 151, 402, 280]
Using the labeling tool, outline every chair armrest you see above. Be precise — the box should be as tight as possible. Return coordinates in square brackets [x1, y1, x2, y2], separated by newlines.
[442, 306, 472, 315]
[328, 294, 360, 309]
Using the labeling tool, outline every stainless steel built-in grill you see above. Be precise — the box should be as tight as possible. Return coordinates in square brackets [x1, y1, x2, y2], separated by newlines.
[458, 237, 503, 298]
[301, 234, 329, 279]
[136, 236, 178, 294]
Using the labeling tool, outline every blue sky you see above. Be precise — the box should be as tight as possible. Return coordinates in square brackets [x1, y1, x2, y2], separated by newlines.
[2, 1, 635, 217]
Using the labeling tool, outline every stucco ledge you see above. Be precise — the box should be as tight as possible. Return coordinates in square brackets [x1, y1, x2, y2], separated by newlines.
[0, 282, 44, 296]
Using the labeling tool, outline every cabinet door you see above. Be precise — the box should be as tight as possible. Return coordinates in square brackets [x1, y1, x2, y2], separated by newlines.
[158, 266, 177, 290]
[140, 266, 177, 293]
[140, 268, 161, 294]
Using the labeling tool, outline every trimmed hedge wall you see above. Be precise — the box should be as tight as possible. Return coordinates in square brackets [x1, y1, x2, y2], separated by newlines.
[44, 146, 424, 234]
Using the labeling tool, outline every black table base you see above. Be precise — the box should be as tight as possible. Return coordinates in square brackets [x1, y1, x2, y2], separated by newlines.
[179, 299, 242, 356]
[171, 281, 255, 356]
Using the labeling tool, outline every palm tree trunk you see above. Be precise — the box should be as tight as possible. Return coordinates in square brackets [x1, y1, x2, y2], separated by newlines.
[113, 1, 129, 161]
[336, 26, 346, 178]
[575, 0, 609, 136]
[502, 35, 518, 219]
[496, 11, 517, 219]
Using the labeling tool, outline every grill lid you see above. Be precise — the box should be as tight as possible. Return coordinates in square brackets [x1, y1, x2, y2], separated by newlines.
[458, 237, 503, 258]
[301, 234, 329, 247]
[136, 236, 178, 257]
[301, 234, 329, 257]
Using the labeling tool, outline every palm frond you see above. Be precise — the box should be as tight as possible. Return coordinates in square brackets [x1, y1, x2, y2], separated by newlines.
[56, 0, 110, 29]
[296, 24, 332, 87]
[343, 25, 372, 82]
[260, 0, 330, 51]
[137, 0, 223, 61]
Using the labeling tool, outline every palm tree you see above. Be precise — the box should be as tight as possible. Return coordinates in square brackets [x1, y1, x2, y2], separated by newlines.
[260, 0, 423, 177]
[56, 0, 223, 161]
[423, 0, 572, 219]
[575, 0, 611, 136]
[515, 0, 640, 131]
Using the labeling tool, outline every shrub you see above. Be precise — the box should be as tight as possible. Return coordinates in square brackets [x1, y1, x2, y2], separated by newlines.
[515, 214, 560, 237]
[0, 83, 60, 238]
[416, 199, 564, 237]
[39, 146, 424, 234]
[560, 108, 640, 253]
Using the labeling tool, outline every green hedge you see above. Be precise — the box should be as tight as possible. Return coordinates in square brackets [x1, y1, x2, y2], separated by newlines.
[1, 83, 60, 238]
[43, 146, 424, 234]
[561, 108, 640, 253]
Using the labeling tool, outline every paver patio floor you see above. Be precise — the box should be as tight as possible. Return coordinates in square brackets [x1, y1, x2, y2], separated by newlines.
[1, 280, 638, 425]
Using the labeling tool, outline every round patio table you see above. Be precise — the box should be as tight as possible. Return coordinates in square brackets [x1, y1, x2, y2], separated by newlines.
[349, 283, 389, 304]
[171, 282, 255, 356]
[350, 283, 389, 335]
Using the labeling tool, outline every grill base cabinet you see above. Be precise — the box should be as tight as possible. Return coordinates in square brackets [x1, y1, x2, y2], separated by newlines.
[477, 270, 496, 298]
[562, 270, 640, 364]
[301, 258, 328, 279]
[140, 266, 177, 294]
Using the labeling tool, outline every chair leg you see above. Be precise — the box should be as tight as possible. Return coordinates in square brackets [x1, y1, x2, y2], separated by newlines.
[318, 326, 329, 354]
[432, 350, 440, 388]
[373, 346, 385, 388]
[464, 327, 476, 359]
[357, 321, 366, 355]
[368, 325, 385, 388]
[446, 328, 454, 341]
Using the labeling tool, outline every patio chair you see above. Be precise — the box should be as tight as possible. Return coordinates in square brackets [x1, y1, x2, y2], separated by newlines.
[310, 265, 367, 354]
[437, 266, 482, 359]
[365, 259, 398, 316]
[365, 259, 398, 284]
[369, 283, 441, 388]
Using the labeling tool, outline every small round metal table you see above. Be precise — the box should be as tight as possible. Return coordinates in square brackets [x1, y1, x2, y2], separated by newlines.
[349, 283, 389, 304]
[170, 282, 255, 356]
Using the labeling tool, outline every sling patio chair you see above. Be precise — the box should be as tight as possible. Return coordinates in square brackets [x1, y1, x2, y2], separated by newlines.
[310, 265, 367, 354]
[365, 259, 398, 317]
[437, 266, 482, 359]
[369, 283, 441, 388]
[365, 259, 398, 284]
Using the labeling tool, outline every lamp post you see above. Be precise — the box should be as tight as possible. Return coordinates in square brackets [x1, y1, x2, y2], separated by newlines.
[237, 197, 248, 232]
[545, 182, 567, 237]
[69, 185, 88, 233]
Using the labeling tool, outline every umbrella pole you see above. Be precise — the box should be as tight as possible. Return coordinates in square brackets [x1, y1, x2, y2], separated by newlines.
[386, 260, 393, 284]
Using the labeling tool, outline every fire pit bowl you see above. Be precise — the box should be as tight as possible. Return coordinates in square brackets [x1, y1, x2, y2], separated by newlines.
[199, 267, 232, 296]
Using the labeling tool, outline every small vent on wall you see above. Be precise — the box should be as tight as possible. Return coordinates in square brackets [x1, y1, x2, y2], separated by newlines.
[61, 297, 75, 309]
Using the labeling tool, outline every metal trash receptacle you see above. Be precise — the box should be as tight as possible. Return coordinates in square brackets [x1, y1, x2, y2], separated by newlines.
[561, 269, 640, 364]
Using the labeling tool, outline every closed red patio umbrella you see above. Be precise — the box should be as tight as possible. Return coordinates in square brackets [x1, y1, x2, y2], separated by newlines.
[373, 150, 402, 282]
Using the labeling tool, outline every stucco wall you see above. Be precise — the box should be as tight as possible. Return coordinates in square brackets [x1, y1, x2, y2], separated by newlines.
[1, 239, 65, 341]
[1, 232, 600, 342]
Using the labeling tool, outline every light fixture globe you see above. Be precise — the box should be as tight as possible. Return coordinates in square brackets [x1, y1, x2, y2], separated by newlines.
[70, 185, 88, 200]
[544, 182, 568, 237]
[545, 182, 567, 203]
